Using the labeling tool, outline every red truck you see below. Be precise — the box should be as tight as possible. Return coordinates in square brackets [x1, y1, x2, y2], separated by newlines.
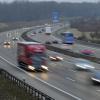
[17, 41, 48, 71]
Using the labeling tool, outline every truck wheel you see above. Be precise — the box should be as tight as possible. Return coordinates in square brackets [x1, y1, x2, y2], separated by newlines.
[18, 61, 22, 68]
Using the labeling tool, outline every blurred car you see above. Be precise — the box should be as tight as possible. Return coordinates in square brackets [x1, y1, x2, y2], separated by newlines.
[49, 55, 63, 61]
[89, 70, 100, 84]
[30, 32, 36, 36]
[3, 41, 11, 45]
[45, 33, 51, 35]
[73, 58, 95, 70]
[45, 41, 51, 44]
[12, 37, 19, 41]
[33, 32, 36, 34]
[41, 28, 45, 32]
[52, 40, 59, 44]
[38, 31, 42, 33]
[80, 49, 95, 55]
[60, 32, 65, 36]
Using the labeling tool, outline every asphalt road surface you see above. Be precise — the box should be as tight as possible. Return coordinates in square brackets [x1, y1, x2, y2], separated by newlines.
[0, 29, 100, 100]
[27, 29, 100, 59]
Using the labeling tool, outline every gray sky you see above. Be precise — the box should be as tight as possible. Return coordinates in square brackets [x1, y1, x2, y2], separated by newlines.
[0, 0, 98, 3]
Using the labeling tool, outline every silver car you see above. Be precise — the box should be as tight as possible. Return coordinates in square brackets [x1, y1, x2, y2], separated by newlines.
[73, 58, 95, 70]
[89, 69, 100, 84]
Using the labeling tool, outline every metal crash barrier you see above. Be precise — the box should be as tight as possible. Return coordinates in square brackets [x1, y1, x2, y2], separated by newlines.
[46, 45, 100, 64]
[0, 69, 55, 100]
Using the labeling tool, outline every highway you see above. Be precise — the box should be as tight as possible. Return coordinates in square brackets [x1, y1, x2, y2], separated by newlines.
[0, 29, 79, 100]
[0, 28, 100, 100]
[27, 29, 100, 59]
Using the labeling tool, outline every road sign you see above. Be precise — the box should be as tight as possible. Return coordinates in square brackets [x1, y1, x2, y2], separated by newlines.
[52, 11, 59, 23]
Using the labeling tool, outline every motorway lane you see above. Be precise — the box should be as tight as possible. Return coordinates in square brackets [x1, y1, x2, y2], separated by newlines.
[0, 28, 100, 100]
[24, 26, 100, 99]
[46, 51, 100, 100]
[72, 43, 100, 57]
[0, 39, 77, 92]
[27, 30, 100, 59]
[26, 54, 100, 100]
[27, 30, 62, 43]
[0, 41, 79, 99]
[49, 43, 100, 61]
[0, 30, 79, 100]
[1, 36, 100, 100]
[0, 57, 73, 100]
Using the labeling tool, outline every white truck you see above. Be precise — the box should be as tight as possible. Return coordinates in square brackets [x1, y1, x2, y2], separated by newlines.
[45, 25, 52, 35]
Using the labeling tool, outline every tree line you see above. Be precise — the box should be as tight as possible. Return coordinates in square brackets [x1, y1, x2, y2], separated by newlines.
[0, 1, 100, 22]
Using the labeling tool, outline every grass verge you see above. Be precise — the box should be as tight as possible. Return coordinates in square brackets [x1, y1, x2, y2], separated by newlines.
[0, 75, 36, 100]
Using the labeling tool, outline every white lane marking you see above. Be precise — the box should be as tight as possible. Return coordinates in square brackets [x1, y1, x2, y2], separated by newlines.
[0, 56, 82, 100]
[70, 69, 77, 73]
[33, 75, 82, 100]
[50, 62, 57, 66]
[96, 90, 100, 92]
[64, 59, 73, 64]
[0, 56, 18, 68]
[66, 77, 76, 82]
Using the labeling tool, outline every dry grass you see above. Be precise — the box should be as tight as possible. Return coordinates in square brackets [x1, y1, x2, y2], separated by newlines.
[54, 26, 94, 40]
[64, 28, 82, 38]
[0, 75, 35, 100]
[0, 23, 8, 28]
[0, 20, 50, 32]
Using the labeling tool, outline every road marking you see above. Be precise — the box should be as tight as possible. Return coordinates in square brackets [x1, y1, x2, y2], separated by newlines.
[70, 69, 77, 73]
[50, 62, 57, 67]
[66, 77, 76, 82]
[96, 90, 100, 92]
[0, 56, 82, 100]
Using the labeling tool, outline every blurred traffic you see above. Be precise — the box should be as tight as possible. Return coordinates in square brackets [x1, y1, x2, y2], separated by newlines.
[73, 58, 95, 70]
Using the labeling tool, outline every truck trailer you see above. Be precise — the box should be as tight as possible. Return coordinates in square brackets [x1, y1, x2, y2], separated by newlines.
[17, 42, 48, 71]
[62, 31, 74, 44]
[45, 24, 52, 35]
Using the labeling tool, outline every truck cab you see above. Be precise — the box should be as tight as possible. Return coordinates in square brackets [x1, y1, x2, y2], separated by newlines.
[17, 42, 48, 71]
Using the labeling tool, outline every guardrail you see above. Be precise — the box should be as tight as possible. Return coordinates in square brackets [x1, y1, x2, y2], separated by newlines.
[46, 45, 100, 63]
[0, 68, 55, 100]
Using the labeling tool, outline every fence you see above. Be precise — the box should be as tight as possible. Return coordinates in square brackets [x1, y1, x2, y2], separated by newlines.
[0, 69, 55, 100]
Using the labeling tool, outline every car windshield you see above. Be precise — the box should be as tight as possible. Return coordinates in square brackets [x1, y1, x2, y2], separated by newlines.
[67, 33, 73, 37]
[96, 72, 100, 77]
[93, 70, 100, 75]
[31, 52, 47, 60]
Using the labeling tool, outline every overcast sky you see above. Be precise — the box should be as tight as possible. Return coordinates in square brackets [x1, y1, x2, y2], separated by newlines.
[0, 0, 99, 3]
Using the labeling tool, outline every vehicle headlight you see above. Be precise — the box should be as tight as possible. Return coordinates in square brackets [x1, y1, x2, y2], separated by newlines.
[91, 77, 100, 82]
[84, 65, 95, 69]
[28, 65, 35, 70]
[76, 64, 86, 69]
[50, 56, 56, 59]
[56, 56, 63, 60]
[7, 45, 11, 48]
[41, 65, 48, 70]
